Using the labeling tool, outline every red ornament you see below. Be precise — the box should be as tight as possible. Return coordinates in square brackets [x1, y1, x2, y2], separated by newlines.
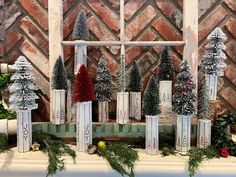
[73, 64, 95, 102]
[220, 147, 229, 158]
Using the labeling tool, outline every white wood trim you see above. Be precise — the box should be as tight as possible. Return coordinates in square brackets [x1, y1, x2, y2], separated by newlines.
[48, 0, 64, 121]
[197, 119, 211, 148]
[62, 40, 185, 46]
[116, 92, 129, 124]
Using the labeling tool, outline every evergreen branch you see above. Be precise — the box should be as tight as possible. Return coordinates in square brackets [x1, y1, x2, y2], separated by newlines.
[0, 133, 9, 153]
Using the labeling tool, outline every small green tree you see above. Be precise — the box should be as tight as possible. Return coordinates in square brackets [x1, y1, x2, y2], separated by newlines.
[143, 75, 160, 116]
[128, 61, 142, 92]
[72, 10, 89, 40]
[95, 58, 113, 101]
[51, 56, 67, 90]
[157, 46, 175, 81]
[173, 60, 196, 115]
[117, 54, 126, 92]
[198, 80, 211, 119]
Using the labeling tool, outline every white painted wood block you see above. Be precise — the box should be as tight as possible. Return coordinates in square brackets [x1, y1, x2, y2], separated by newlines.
[98, 101, 109, 122]
[176, 115, 191, 152]
[159, 81, 172, 114]
[116, 92, 129, 124]
[0, 63, 8, 73]
[67, 80, 72, 123]
[145, 115, 159, 155]
[17, 110, 32, 153]
[129, 92, 141, 120]
[52, 90, 66, 125]
[76, 101, 92, 152]
[205, 75, 218, 101]
[0, 119, 8, 135]
[74, 45, 87, 74]
[197, 119, 211, 148]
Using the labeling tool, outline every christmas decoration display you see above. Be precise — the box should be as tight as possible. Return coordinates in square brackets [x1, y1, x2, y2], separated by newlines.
[72, 10, 89, 74]
[9, 56, 38, 153]
[117, 54, 129, 124]
[157, 46, 175, 114]
[200, 27, 227, 100]
[128, 61, 142, 120]
[51, 56, 67, 125]
[73, 64, 95, 152]
[95, 58, 113, 122]
[197, 81, 211, 148]
[173, 60, 196, 152]
[143, 75, 160, 155]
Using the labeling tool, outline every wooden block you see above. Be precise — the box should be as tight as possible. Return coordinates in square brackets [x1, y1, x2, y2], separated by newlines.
[145, 115, 159, 155]
[197, 119, 211, 148]
[205, 75, 218, 101]
[0, 119, 8, 135]
[76, 101, 92, 152]
[52, 90, 66, 125]
[176, 115, 191, 152]
[0, 63, 8, 73]
[116, 92, 129, 124]
[17, 110, 32, 153]
[98, 101, 109, 122]
[74, 45, 87, 74]
[159, 81, 172, 115]
[129, 92, 141, 120]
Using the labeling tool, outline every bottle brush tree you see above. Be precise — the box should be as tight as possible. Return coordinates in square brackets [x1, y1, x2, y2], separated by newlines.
[173, 60, 196, 115]
[157, 46, 175, 81]
[200, 27, 227, 76]
[72, 10, 90, 40]
[128, 61, 142, 92]
[95, 58, 113, 102]
[198, 81, 211, 119]
[143, 75, 160, 116]
[117, 54, 126, 92]
[73, 64, 95, 102]
[51, 56, 67, 90]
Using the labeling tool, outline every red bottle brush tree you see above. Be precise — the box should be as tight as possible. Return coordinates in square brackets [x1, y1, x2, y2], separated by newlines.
[73, 64, 95, 102]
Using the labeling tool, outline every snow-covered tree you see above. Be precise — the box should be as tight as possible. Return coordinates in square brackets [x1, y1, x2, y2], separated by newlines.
[72, 10, 89, 40]
[201, 27, 227, 76]
[173, 60, 196, 115]
[128, 61, 142, 92]
[117, 54, 126, 92]
[9, 56, 38, 110]
[95, 58, 113, 101]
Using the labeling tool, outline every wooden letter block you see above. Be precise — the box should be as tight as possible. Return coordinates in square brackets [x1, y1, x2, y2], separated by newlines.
[52, 90, 66, 125]
[130, 92, 141, 120]
[116, 92, 129, 124]
[205, 75, 218, 101]
[159, 81, 172, 115]
[98, 101, 109, 122]
[197, 119, 211, 148]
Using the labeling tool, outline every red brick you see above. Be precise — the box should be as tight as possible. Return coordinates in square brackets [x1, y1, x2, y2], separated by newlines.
[0, 43, 4, 57]
[5, 30, 22, 53]
[19, 17, 49, 54]
[126, 29, 156, 65]
[225, 0, 236, 14]
[63, 0, 76, 12]
[219, 86, 236, 110]
[199, 6, 227, 41]
[87, 0, 119, 32]
[124, 0, 145, 20]
[155, 0, 182, 28]
[37, 0, 47, 8]
[225, 18, 236, 39]
[19, 0, 48, 30]
[5, 49, 21, 64]
[100, 49, 119, 75]
[5, 3, 22, 30]
[198, 40, 208, 65]
[0, 9, 4, 22]
[225, 64, 236, 86]
[199, 0, 218, 18]
[107, 0, 120, 10]
[0, 25, 4, 41]
[63, 45, 74, 62]
[0, 0, 4, 7]
[226, 41, 236, 62]
[125, 5, 156, 41]
[137, 52, 156, 74]
[177, 0, 183, 8]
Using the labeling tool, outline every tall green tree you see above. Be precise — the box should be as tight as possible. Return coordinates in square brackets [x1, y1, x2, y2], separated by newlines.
[143, 75, 160, 116]
[173, 60, 196, 115]
[128, 61, 142, 92]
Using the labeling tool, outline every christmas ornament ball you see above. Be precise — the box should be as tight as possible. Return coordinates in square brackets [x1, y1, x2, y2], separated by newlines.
[98, 141, 106, 149]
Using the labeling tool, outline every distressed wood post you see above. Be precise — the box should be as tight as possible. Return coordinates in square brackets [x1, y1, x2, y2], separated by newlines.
[52, 90, 66, 124]
[48, 0, 64, 122]
[159, 81, 172, 115]
[74, 45, 87, 74]
[129, 92, 141, 120]
[98, 101, 109, 122]
[146, 115, 159, 155]
[76, 101, 92, 152]
[183, 0, 198, 102]
[176, 115, 191, 152]
[205, 75, 218, 100]
[197, 119, 211, 148]
[116, 92, 129, 124]
[17, 110, 32, 153]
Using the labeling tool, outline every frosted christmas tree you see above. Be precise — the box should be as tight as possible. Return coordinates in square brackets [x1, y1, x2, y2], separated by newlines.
[117, 54, 126, 92]
[9, 56, 38, 153]
[198, 81, 211, 120]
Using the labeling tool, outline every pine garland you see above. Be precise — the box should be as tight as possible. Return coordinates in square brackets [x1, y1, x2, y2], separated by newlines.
[33, 132, 76, 177]
[72, 10, 89, 40]
[0, 133, 9, 153]
[128, 61, 142, 92]
[0, 73, 11, 91]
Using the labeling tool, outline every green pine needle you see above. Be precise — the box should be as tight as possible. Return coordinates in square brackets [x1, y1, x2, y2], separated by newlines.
[0, 133, 9, 153]
[33, 132, 76, 177]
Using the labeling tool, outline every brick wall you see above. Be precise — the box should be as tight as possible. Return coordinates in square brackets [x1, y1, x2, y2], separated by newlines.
[0, 0, 235, 120]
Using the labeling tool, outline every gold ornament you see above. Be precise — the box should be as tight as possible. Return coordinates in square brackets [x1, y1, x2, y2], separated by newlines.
[31, 142, 40, 151]
[98, 141, 106, 149]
